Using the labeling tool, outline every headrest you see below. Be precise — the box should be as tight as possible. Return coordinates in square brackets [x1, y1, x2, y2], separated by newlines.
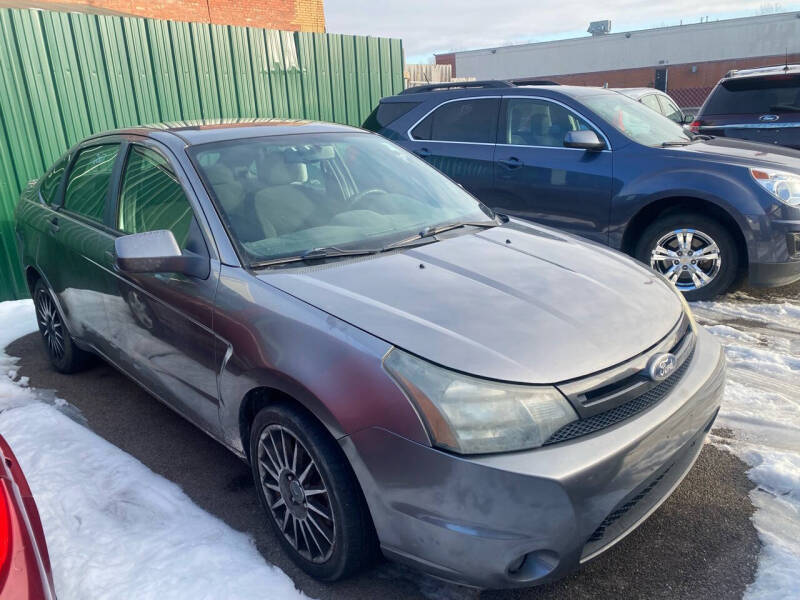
[204, 163, 235, 185]
[260, 154, 308, 186]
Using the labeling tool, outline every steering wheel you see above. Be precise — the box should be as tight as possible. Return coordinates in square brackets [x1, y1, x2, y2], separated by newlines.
[347, 188, 386, 209]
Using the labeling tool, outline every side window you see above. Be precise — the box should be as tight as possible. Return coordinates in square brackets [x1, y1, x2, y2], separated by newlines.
[410, 98, 499, 143]
[501, 98, 592, 147]
[118, 145, 202, 253]
[640, 94, 662, 114]
[64, 145, 120, 222]
[39, 155, 69, 205]
[657, 95, 683, 123]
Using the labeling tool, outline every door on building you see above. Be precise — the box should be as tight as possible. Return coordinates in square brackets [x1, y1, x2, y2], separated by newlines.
[655, 68, 668, 92]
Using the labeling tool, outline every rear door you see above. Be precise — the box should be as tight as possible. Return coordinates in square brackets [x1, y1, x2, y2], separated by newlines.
[491, 96, 613, 243]
[106, 139, 223, 431]
[401, 97, 500, 200]
[37, 141, 122, 349]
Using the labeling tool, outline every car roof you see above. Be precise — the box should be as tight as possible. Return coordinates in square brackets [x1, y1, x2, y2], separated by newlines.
[382, 82, 617, 103]
[609, 87, 666, 99]
[83, 118, 363, 146]
[723, 64, 800, 80]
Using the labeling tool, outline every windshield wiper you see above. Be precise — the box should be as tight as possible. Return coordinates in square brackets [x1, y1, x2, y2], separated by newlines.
[661, 140, 691, 147]
[250, 246, 379, 268]
[382, 219, 499, 251]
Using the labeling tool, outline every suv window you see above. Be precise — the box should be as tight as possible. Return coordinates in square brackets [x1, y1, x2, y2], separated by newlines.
[657, 95, 683, 123]
[40, 154, 68, 205]
[362, 101, 420, 132]
[118, 145, 199, 252]
[640, 94, 661, 113]
[704, 76, 800, 115]
[64, 145, 120, 222]
[501, 98, 592, 147]
[411, 98, 499, 143]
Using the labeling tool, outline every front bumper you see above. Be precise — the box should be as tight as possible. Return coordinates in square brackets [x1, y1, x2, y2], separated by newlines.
[340, 327, 726, 589]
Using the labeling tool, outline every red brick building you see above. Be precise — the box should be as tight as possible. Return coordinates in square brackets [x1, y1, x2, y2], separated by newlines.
[436, 12, 800, 109]
[0, 0, 326, 31]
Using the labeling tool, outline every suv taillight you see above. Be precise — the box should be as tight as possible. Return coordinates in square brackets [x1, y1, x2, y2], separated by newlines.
[689, 120, 701, 134]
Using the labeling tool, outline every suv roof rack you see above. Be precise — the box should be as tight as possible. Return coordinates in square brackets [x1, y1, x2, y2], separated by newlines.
[725, 64, 800, 78]
[399, 80, 517, 94]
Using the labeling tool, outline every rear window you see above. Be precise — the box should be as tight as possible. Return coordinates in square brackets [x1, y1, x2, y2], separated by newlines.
[704, 75, 800, 115]
[362, 101, 420, 132]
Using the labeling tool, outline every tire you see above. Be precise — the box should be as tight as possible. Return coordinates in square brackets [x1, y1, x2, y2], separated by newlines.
[33, 279, 93, 374]
[249, 403, 377, 581]
[634, 213, 739, 301]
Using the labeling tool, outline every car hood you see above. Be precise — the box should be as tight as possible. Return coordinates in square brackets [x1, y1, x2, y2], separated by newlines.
[259, 221, 683, 384]
[673, 136, 800, 171]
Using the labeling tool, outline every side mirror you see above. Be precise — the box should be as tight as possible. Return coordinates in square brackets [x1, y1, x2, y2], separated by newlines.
[564, 130, 606, 151]
[115, 230, 209, 279]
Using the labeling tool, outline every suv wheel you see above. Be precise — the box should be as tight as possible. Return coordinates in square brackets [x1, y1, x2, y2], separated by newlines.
[635, 213, 739, 301]
[33, 279, 93, 373]
[249, 403, 377, 581]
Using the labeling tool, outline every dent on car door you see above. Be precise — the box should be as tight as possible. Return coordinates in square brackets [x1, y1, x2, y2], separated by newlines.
[39, 143, 121, 347]
[491, 97, 613, 243]
[108, 142, 224, 431]
[404, 97, 499, 199]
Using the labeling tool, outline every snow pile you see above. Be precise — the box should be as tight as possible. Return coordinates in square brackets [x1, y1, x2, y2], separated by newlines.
[693, 294, 800, 600]
[0, 300, 309, 600]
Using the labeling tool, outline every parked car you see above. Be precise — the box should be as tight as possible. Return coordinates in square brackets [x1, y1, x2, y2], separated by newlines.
[16, 120, 726, 589]
[690, 64, 800, 149]
[0, 434, 56, 599]
[364, 80, 800, 299]
[611, 87, 688, 124]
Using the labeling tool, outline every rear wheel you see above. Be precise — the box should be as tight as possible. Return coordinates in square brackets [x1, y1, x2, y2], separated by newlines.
[249, 403, 377, 581]
[635, 213, 739, 301]
[33, 279, 93, 373]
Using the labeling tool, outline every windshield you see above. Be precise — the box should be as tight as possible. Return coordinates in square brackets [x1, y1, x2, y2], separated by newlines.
[583, 93, 691, 147]
[190, 132, 492, 265]
[704, 76, 800, 115]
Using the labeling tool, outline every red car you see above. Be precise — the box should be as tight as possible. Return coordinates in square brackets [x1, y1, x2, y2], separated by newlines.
[0, 435, 55, 599]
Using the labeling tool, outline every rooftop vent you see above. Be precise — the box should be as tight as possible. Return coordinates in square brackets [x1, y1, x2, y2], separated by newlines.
[587, 20, 611, 36]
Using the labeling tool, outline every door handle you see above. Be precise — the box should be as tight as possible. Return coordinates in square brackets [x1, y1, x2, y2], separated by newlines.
[498, 157, 523, 169]
[48, 216, 60, 234]
[414, 147, 431, 158]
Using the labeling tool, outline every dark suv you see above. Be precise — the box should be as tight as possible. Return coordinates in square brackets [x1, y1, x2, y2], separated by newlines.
[691, 65, 800, 150]
[364, 80, 800, 299]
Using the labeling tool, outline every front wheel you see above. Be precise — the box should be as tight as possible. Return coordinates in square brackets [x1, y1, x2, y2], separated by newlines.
[635, 213, 739, 301]
[249, 403, 377, 581]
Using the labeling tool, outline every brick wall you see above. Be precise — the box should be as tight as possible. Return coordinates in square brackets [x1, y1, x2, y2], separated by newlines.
[0, 0, 326, 31]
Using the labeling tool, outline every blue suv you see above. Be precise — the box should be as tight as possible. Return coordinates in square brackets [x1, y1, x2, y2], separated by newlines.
[364, 81, 800, 300]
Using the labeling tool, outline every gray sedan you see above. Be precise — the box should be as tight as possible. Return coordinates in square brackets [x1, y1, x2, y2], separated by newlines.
[15, 120, 725, 589]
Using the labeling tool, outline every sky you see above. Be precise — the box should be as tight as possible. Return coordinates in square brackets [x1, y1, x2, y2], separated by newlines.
[324, 1, 800, 63]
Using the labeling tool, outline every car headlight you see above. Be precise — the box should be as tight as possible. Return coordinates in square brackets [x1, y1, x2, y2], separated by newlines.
[383, 349, 578, 454]
[751, 168, 800, 207]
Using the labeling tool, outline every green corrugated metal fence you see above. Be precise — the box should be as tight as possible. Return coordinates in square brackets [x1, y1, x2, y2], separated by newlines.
[0, 8, 404, 300]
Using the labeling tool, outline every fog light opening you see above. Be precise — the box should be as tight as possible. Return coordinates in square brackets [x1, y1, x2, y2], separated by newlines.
[507, 549, 560, 582]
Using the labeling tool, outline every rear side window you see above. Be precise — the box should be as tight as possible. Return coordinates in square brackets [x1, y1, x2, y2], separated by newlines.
[410, 98, 499, 143]
[39, 155, 68, 205]
[362, 101, 420, 131]
[64, 145, 120, 222]
[704, 76, 800, 115]
[117, 145, 197, 252]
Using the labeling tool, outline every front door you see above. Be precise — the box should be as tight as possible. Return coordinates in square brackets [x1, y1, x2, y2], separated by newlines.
[401, 97, 499, 200]
[107, 141, 223, 431]
[491, 97, 613, 244]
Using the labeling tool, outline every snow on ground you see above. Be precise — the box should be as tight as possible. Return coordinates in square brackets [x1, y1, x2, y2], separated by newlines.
[0, 300, 309, 600]
[693, 291, 800, 600]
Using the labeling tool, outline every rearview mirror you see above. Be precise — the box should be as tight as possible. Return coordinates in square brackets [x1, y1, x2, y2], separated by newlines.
[115, 230, 209, 279]
[563, 130, 606, 151]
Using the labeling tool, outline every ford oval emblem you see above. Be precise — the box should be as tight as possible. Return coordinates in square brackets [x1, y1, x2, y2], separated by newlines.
[646, 353, 677, 382]
[759, 114, 780, 122]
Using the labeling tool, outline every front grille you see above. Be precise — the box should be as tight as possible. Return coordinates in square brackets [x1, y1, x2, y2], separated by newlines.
[587, 464, 673, 543]
[544, 348, 695, 446]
